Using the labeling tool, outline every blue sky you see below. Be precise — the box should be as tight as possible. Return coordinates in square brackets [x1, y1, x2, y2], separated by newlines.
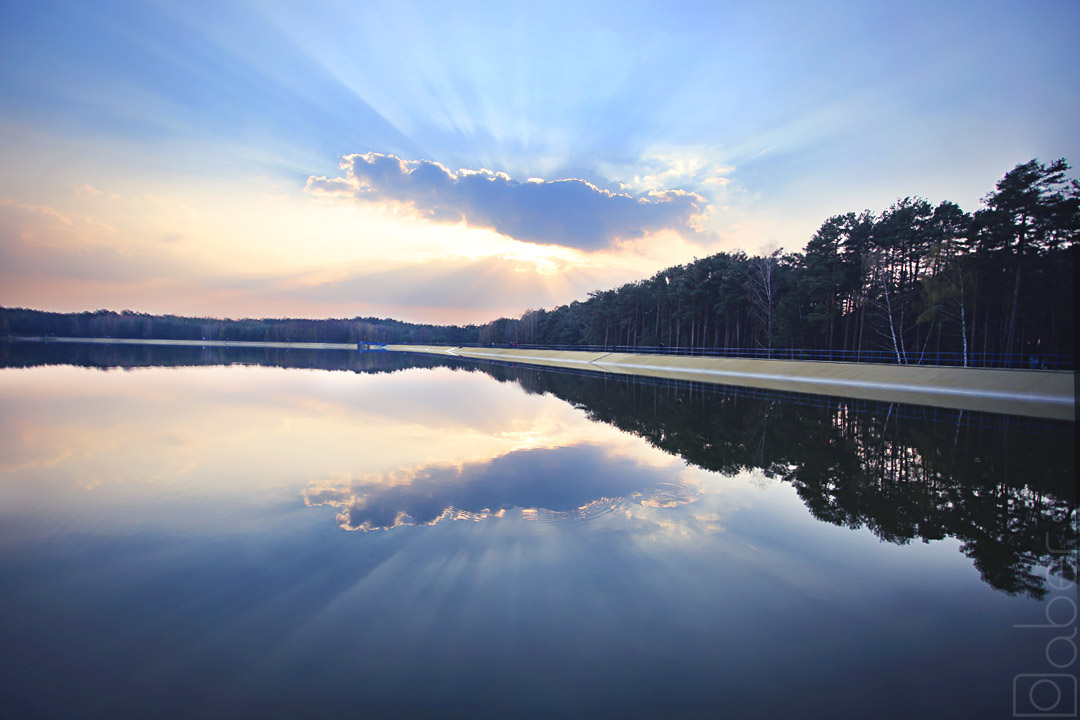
[1, 0, 1077, 322]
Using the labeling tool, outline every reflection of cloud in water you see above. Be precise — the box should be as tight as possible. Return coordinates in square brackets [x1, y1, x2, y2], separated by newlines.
[304, 444, 701, 532]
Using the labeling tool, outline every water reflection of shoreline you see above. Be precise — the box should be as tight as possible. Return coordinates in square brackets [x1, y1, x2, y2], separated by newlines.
[489, 364, 1077, 599]
[3, 340, 1075, 598]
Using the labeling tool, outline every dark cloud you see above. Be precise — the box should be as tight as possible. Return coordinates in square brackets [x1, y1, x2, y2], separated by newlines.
[304, 444, 692, 531]
[307, 153, 704, 250]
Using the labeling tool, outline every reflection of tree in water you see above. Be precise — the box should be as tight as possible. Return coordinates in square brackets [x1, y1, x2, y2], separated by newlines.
[475, 364, 1077, 600]
[0, 340, 472, 375]
[5, 341, 1075, 598]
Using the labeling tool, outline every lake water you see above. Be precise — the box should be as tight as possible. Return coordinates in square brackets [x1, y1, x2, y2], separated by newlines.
[0, 342, 1076, 719]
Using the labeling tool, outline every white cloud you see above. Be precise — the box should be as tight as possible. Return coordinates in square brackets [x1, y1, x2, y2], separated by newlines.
[306, 152, 705, 251]
[599, 149, 737, 195]
[0, 197, 73, 226]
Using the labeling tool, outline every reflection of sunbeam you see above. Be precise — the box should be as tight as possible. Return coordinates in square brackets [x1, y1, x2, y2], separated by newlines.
[303, 444, 703, 533]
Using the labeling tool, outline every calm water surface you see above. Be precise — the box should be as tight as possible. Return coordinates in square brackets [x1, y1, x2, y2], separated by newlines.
[0, 343, 1076, 719]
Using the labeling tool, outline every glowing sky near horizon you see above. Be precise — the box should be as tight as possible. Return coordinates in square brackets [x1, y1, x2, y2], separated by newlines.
[1, 0, 1077, 324]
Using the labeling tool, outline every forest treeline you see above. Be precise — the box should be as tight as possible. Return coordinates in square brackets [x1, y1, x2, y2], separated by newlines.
[489, 158, 1078, 361]
[0, 307, 478, 346]
[2, 158, 1076, 361]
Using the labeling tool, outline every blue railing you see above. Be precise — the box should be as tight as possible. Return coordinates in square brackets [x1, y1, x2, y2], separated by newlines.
[445, 343, 1074, 370]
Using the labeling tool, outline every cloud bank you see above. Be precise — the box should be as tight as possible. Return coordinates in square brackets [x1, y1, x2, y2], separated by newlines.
[306, 153, 704, 250]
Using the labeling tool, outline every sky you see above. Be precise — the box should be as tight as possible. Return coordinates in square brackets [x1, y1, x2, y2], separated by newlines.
[1, 0, 1078, 325]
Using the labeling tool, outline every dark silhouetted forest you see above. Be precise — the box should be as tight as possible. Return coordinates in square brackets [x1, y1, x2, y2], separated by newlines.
[0, 309, 480, 346]
[480, 158, 1077, 362]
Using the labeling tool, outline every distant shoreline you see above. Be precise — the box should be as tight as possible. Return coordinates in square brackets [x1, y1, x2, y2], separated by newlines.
[6, 335, 362, 351]
[6, 336, 1069, 420]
